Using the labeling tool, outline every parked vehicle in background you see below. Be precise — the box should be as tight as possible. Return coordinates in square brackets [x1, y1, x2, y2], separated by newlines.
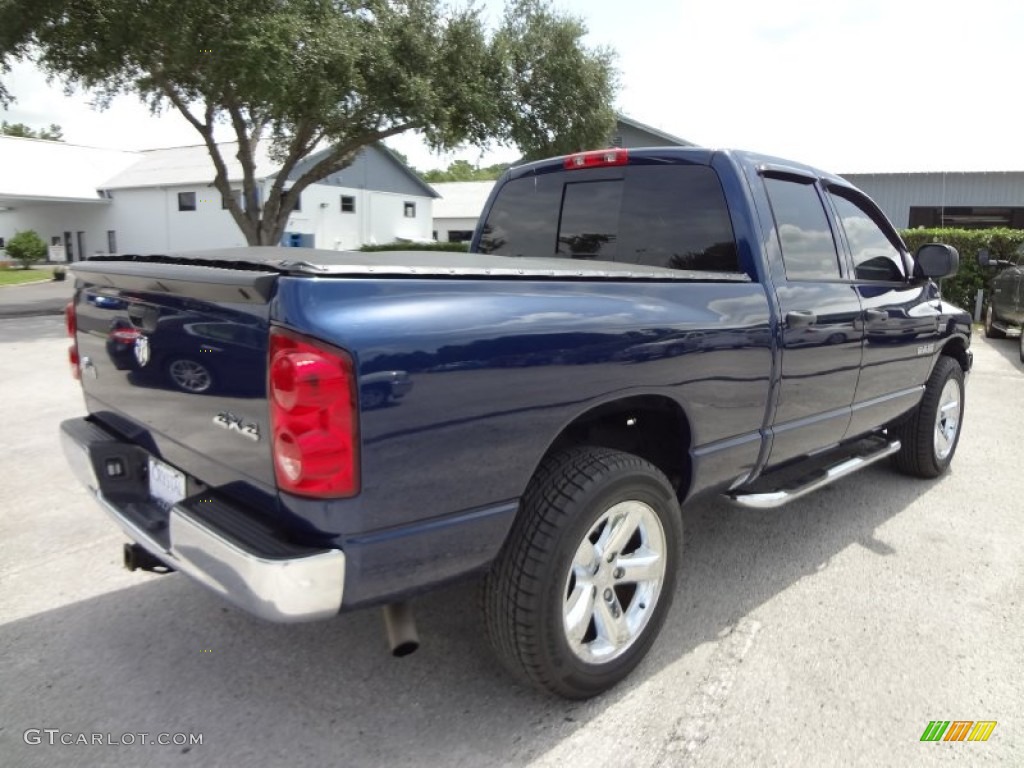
[978, 247, 1024, 361]
[61, 147, 971, 699]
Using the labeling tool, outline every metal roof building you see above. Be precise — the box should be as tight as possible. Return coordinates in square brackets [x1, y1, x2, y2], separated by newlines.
[839, 170, 1024, 230]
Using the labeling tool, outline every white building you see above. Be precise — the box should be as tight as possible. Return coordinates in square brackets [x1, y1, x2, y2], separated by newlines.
[0, 136, 438, 259]
[431, 181, 497, 244]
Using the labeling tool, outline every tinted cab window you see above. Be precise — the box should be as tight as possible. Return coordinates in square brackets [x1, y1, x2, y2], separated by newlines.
[828, 190, 906, 282]
[478, 165, 740, 273]
[763, 177, 841, 280]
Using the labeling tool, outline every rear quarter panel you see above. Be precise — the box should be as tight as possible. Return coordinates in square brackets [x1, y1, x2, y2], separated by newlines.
[273, 276, 773, 539]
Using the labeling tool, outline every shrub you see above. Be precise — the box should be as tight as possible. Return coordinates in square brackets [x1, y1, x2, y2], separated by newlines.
[5, 230, 48, 269]
[899, 227, 1024, 311]
[359, 241, 470, 253]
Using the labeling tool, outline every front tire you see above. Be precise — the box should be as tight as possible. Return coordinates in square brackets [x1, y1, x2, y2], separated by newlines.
[1019, 330, 1023, 363]
[984, 305, 1004, 338]
[482, 446, 682, 699]
[892, 356, 965, 478]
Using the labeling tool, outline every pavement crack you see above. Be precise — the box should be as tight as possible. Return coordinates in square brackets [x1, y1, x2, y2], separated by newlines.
[655, 617, 762, 767]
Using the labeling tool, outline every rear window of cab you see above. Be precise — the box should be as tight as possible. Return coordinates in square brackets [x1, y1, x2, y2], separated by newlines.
[477, 165, 740, 273]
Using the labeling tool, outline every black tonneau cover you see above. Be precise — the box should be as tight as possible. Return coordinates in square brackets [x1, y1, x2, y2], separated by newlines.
[79, 247, 751, 283]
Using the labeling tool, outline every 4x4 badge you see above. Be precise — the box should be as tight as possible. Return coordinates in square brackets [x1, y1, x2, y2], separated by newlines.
[213, 412, 261, 442]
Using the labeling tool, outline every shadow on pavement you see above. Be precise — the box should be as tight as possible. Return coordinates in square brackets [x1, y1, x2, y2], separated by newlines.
[1, 463, 936, 767]
[982, 334, 1023, 372]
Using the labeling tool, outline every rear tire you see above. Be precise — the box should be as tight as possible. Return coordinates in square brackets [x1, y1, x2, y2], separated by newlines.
[892, 356, 964, 478]
[482, 446, 682, 699]
[984, 305, 1004, 338]
[1019, 331, 1023, 363]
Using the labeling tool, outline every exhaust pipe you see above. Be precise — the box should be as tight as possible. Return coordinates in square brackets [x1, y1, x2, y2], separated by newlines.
[382, 602, 419, 657]
[123, 542, 174, 574]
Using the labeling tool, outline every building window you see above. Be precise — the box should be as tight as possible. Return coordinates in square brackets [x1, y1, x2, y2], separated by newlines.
[909, 206, 1024, 230]
[404, 201, 416, 218]
[222, 190, 244, 210]
[107, 230, 117, 254]
[178, 191, 196, 212]
[341, 195, 356, 213]
[447, 230, 475, 243]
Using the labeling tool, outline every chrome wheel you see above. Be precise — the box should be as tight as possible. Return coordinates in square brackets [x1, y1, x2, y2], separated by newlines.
[933, 378, 961, 461]
[168, 359, 213, 393]
[562, 500, 667, 664]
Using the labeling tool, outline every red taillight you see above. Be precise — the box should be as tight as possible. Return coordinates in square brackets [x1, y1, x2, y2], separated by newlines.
[65, 301, 80, 380]
[109, 327, 141, 343]
[269, 328, 359, 498]
[65, 301, 76, 337]
[563, 148, 629, 170]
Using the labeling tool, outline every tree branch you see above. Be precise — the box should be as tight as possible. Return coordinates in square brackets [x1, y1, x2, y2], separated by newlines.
[161, 84, 258, 244]
[265, 121, 421, 247]
[225, 96, 263, 236]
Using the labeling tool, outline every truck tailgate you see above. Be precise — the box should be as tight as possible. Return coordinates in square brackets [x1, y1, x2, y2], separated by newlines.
[71, 261, 279, 501]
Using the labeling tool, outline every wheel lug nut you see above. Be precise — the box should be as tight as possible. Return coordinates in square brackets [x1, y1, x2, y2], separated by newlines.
[606, 552, 616, 563]
[603, 588, 614, 602]
[613, 567, 624, 579]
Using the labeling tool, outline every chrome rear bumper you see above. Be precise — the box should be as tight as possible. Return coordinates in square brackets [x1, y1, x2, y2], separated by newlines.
[60, 418, 345, 622]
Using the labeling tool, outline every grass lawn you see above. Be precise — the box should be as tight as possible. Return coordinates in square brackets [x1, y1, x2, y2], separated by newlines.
[0, 268, 55, 286]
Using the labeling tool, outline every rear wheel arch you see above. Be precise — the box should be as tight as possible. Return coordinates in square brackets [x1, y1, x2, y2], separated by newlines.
[531, 395, 692, 500]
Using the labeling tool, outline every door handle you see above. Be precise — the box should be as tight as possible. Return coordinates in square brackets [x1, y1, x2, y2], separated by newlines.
[785, 310, 817, 328]
[863, 309, 888, 322]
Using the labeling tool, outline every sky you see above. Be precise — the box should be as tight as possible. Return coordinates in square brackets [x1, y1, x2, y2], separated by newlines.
[2, 0, 1022, 175]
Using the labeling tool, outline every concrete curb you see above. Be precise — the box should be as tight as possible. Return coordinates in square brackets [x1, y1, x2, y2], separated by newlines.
[0, 279, 55, 289]
[0, 306, 66, 319]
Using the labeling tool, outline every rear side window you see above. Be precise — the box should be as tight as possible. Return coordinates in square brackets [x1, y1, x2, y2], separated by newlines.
[478, 165, 740, 272]
[763, 177, 841, 280]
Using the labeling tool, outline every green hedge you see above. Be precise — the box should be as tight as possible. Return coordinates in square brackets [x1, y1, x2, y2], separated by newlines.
[899, 227, 1024, 311]
[359, 241, 470, 253]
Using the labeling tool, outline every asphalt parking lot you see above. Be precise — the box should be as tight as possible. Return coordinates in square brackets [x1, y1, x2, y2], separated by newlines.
[1, 315, 1021, 767]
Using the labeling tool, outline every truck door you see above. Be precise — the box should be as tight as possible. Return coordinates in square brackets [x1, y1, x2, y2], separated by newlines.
[825, 186, 940, 437]
[760, 173, 863, 466]
[1011, 267, 1024, 324]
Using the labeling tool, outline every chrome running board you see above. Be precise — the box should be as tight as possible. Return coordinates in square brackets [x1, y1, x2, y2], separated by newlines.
[727, 439, 901, 509]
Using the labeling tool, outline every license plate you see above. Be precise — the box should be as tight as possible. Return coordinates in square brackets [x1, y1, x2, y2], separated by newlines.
[148, 457, 187, 509]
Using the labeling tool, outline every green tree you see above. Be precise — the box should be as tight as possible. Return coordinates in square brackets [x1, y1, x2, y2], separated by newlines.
[0, 120, 63, 140]
[0, 0, 617, 246]
[5, 230, 48, 268]
[421, 160, 509, 182]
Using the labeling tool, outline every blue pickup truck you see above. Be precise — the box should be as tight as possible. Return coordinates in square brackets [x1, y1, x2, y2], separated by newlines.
[60, 147, 971, 698]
